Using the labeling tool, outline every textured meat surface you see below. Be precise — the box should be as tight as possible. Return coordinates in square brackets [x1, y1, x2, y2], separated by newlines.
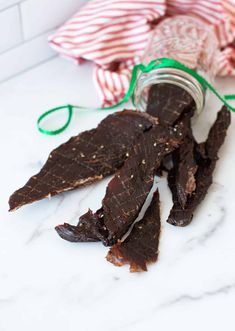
[56, 122, 184, 246]
[205, 106, 231, 160]
[167, 106, 231, 226]
[170, 133, 198, 209]
[55, 210, 104, 243]
[146, 83, 195, 126]
[159, 106, 196, 190]
[9, 110, 156, 211]
[106, 190, 161, 272]
[167, 151, 212, 226]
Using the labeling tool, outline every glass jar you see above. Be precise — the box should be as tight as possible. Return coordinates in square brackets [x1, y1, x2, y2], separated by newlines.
[133, 15, 220, 114]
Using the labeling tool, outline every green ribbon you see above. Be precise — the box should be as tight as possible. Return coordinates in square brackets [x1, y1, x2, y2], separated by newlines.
[37, 57, 235, 135]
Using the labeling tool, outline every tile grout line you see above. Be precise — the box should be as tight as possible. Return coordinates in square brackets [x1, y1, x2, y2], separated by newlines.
[0, 0, 26, 13]
[0, 41, 23, 56]
[0, 55, 58, 85]
[17, 3, 24, 41]
[0, 27, 57, 57]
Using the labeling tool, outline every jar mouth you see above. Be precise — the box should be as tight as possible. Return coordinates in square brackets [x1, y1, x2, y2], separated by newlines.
[133, 67, 205, 114]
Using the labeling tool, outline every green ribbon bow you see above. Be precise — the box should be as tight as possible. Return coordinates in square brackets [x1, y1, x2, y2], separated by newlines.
[37, 57, 235, 135]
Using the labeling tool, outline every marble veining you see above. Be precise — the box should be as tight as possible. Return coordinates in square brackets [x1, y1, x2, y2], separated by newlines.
[161, 282, 235, 307]
[111, 281, 235, 330]
[184, 194, 227, 250]
[1, 57, 235, 331]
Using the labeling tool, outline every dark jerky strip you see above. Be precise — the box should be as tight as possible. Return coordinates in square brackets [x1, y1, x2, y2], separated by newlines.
[56, 121, 184, 246]
[147, 85, 196, 177]
[170, 131, 198, 209]
[167, 151, 212, 226]
[159, 105, 196, 178]
[164, 107, 199, 207]
[9, 110, 156, 211]
[205, 106, 231, 160]
[106, 189, 161, 272]
[167, 106, 231, 226]
[55, 210, 102, 243]
[146, 83, 195, 126]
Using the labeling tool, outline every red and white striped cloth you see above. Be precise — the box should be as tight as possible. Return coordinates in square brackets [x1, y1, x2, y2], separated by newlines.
[49, 0, 235, 106]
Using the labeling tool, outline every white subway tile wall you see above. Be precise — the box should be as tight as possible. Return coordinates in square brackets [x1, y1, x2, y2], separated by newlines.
[21, 0, 86, 40]
[0, 6, 22, 53]
[0, 0, 87, 82]
[0, 0, 21, 11]
[0, 30, 56, 82]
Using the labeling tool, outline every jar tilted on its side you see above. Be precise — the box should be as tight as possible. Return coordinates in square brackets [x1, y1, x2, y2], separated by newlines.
[133, 16, 220, 114]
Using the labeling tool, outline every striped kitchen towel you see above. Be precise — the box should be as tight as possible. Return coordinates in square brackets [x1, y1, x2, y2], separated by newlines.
[49, 0, 235, 106]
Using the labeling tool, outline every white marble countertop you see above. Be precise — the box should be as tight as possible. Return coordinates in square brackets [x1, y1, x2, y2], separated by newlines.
[1, 57, 235, 331]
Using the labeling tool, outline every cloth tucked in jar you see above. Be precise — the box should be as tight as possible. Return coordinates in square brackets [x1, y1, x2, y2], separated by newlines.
[49, 0, 235, 107]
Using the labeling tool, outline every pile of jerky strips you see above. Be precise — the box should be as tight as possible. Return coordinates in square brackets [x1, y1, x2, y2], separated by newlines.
[9, 84, 231, 272]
